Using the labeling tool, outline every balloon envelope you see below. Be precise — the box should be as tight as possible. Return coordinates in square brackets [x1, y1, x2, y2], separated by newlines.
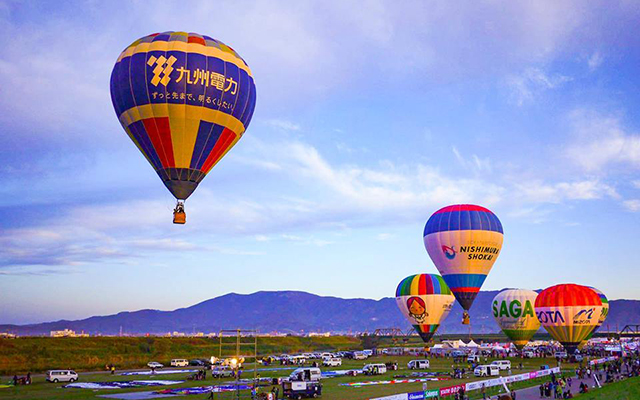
[535, 284, 603, 354]
[584, 287, 609, 341]
[492, 289, 540, 349]
[396, 274, 455, 342]
[110, 32, 257, 200]
[424, 205, 504, 315]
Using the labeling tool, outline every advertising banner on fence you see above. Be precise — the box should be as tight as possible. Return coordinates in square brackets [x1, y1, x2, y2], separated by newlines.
[465, 367, 561, 393]
[439, 384, 465, 397]
[371, 393, 408, 400]
[372, 366, 562, 399]
[590, 356, 618, 366]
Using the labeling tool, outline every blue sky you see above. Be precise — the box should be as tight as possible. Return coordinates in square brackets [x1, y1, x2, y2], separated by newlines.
[1, 1, 640, 324]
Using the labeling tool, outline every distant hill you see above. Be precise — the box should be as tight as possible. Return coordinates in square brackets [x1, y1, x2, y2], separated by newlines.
[1, 290, 638, 336]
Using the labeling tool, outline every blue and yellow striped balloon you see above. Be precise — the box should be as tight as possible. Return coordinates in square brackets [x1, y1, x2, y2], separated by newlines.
[424, 204, 504, 323]
[110, 32, 256, 200]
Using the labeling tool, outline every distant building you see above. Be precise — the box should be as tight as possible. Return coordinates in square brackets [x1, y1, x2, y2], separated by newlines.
[0, 332, 16, 338]
[50, 329, 89, 337]
[307, 332, 331, 337]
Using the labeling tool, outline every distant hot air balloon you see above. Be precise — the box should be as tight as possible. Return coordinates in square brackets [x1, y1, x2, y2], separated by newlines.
[110, 32, 257, 224]
[492, 289, 540, 349]
[424, 205, 504, 324]
[535, 284, 603, 355]
[396, 274, 455, 343]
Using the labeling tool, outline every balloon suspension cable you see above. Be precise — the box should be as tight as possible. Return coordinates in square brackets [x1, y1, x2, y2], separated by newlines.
[173, 200, 186, 224]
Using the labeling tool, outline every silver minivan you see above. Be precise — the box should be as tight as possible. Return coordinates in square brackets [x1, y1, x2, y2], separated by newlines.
[47, 370, 78, 383]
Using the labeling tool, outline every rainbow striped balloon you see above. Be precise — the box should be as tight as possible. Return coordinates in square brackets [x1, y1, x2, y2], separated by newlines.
[110, 32, 256, 201]
[396, 274, 454, 342]
[423, 204, 503, 323]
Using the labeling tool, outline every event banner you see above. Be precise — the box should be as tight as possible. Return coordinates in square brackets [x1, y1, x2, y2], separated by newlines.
[590, 356, 618, 366]
[370, 390, 440, 400]
[464, 367, 560, 393]
[371, 367, 561, 399]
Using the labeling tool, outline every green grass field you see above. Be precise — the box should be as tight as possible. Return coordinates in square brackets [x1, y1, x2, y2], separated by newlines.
[573, 376, 640, 400]
[0, 336, 362, 375]
[0, 353, 576, 400]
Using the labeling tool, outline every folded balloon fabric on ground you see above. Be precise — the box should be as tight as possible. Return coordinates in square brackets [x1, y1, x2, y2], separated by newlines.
[64, 380, 183, 389]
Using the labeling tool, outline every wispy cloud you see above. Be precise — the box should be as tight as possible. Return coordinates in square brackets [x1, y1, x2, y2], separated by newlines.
[623, 200, 640, 212]
[587, 52, 604, 71]
[264, 119, 301, 132]
[514, 179, 617, 203]
[506, 67, 572, 105]
[452, 146, 492, 174]
[565, 109, 640, 172]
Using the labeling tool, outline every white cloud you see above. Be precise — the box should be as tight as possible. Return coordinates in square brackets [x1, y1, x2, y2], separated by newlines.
[452, 146, 492, 173]
[565, 110, 640, 172]
[623, 200, 640, 212]
[264, 119, 301, 131]
[515, 179, 617, 203]
[506, 67, 572, 105]
[632, 180, 640, 189]
[588, 52, 604, 71]
[376, 233, 394, 241]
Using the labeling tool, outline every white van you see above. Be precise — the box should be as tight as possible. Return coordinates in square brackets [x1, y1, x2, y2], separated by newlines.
[46, 370, 78, 383]
[407, 360, 430, 370]
[323, 358, 342, 367]
[171, 359, 189, 367]
[289, 367, 322, 382]
[491, 360, 511, 370]
[474, 364, 500, 377]
[363, 363, 387, 375]
[467, 354, 481, 363]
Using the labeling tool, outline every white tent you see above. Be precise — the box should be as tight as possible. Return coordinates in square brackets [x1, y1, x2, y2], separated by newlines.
[466, 340, 480, 348]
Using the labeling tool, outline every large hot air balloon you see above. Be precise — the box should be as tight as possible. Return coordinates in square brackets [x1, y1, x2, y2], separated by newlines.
[110, 32, 257, 224]
[535, 284, 603, 355]
[492, 289, 540, 349]
[396, 274, 455, 343]
[424, 204, 503, 324]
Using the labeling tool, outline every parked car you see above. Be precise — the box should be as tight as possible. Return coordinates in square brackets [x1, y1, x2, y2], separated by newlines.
[171, 359, 189, 367]
[474, 364, 500, 377]
[211, 366, 234, 378]
[322, 357, 342, 367]
[353, 351, 367, 360]
[190, 359, 206, 366]
[555, 351, 568, 359]
[147, 362, 164, 369]
[46, 370, 78, 383]
[408, 360, 430, 370]
[523, 351, 535, 358]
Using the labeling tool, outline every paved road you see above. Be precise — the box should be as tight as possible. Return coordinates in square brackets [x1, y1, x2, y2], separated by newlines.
[509, 377, 595, 400]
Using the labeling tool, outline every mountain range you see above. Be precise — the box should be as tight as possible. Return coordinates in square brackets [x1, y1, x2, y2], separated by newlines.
[1, 290, 638, 336]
